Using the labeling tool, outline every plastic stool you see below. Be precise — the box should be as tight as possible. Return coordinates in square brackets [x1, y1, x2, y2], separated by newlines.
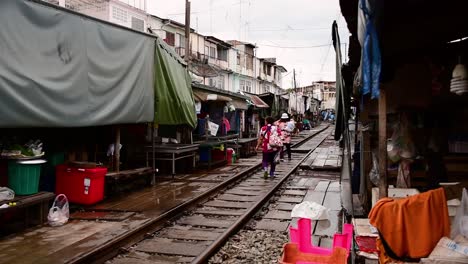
[289, 218, 353, 256]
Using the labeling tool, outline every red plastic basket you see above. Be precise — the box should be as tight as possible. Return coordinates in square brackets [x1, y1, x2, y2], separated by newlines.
[55, 164, 107, 205]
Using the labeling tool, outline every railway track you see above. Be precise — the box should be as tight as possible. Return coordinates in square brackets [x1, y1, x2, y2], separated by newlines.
[70, 125, 331, 264]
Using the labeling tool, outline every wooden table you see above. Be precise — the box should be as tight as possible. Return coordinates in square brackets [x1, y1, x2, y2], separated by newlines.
[0, 192, 55, 233]
[237, 138, 258, 157]
[198, 139, 235, 169]
[145, 144, 200, 177]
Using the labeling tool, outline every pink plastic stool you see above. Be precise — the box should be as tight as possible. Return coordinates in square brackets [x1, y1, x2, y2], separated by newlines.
[289, 218, 353, 257]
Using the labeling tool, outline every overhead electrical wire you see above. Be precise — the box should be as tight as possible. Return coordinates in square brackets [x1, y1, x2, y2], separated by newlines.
[257, 43, 331, 49]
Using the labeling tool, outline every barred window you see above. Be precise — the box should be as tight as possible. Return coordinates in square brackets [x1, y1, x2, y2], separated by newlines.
[112, 6, 127, 23]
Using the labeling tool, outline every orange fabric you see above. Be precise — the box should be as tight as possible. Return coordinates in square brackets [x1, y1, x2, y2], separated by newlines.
[369, 188, 450, 261]
[280, 243, 347, 264]
[376, 238, 401, 264]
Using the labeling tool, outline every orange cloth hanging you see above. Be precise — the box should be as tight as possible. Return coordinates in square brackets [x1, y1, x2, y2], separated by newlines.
[369, 188, 450, 262]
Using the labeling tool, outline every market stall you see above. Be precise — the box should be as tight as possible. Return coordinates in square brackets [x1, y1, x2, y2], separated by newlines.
[244, 93, 270, 138]
[0, 0, 196, 234]
[337, 0, 468, 262]
[192, 84, 249, 166]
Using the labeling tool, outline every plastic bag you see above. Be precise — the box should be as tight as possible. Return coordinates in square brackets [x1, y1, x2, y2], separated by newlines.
[451, 188, 468, 239]
[0, 187, 14, 201]
[291, 201, 330, 220]
[396, 159, 412, 188]
[369, 151, 380, 186]
[388, 115, 415, 163]
[48, 194, 69, 227]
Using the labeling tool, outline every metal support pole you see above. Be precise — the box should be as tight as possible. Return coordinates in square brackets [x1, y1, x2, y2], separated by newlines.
[185, 0, 191, 62]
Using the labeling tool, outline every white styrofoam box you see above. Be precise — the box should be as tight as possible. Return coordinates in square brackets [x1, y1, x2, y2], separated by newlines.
[372, 187, 420, 207]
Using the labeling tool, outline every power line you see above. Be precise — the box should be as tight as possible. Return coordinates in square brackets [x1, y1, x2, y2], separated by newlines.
[258, 43, 331, 49]
[249, 27, 342, 32]
[166, 0, 249, 17]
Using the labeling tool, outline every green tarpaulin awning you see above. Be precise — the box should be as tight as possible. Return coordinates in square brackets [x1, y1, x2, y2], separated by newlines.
[154, 39, 197, 128]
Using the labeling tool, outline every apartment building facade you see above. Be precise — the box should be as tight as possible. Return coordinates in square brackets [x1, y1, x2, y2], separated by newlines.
[43, 0, 286, 97]
[302, 81, 336, 110]
[44, 0, 147, 31]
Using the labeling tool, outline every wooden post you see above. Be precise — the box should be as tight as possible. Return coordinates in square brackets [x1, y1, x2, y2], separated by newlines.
[360, 104, 373, 210]
[378, 88, 388, 198]
[151, 123, 156, 185]
[114, 126, 121, 173]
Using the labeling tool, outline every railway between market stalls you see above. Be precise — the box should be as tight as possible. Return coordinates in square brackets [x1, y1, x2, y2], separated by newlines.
[71, 125, 333, 264]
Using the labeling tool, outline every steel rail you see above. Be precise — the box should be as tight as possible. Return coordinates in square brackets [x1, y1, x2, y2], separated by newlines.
[192, 128, 330, 264]
[68, 126, 328, 264]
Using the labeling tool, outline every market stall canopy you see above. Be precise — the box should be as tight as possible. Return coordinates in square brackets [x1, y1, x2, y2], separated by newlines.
[193, 90, 232, 102]
[0, 0, 154, 127]
[154, 38, 197, 128]
[245, 93, 269, 108]
[340, 0, 468, 86]
[230, 99, 248, 110]
[192, 83, 248, 110]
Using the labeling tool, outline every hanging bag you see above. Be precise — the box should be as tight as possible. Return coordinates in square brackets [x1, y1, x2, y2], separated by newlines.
[48, 194, 69, 227]
[268, 126, 283, 148]
[451, 188, 468, 239]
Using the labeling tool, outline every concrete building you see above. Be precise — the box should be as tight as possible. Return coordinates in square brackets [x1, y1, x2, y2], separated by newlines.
[302, 81, 336, 110]
[44, 0, 147, 32]
[43, 0, 287, 97]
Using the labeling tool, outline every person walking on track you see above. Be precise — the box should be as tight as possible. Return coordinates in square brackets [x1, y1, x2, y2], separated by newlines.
[256, 116, 282, 179]
[276, 113, 294, 161]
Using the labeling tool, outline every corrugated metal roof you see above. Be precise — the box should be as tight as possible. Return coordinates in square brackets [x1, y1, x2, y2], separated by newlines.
[193, 90, 232, 102]
[245, 93, 269, 108]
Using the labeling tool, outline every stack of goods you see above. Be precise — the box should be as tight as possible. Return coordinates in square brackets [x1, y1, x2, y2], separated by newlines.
[450, 64, 468, 95]
[0, 140, 44, 159]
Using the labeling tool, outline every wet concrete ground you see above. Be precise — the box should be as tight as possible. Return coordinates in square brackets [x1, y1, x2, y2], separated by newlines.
[0, 129, 322, 264]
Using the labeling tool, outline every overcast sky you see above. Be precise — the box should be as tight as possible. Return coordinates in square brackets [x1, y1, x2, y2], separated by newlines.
[146, 0, 349, 88]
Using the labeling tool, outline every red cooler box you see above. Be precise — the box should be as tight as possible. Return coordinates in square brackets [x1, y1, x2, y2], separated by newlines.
[55, 164, 107, 205]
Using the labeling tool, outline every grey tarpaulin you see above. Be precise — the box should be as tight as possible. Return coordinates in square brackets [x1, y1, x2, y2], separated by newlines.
[0, 0, 155, 127]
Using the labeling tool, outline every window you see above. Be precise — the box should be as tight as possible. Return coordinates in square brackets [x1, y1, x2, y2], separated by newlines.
[209, 47, 216, 58]
[264, 84, 271, 93]
[164, 31, 175, 46]
[131, 17, 144, 31]
[218, 75, 225, 89]
[178, 34, 186, 49]
[245, 81, 252, 93]
[246, 55, 253, 70]
[240, 80, 246, 91]
[204, 46, 210, 57]
[217, 47, 228, 62]
[112, 6, 127, 23]
[237, 52, 241, 65]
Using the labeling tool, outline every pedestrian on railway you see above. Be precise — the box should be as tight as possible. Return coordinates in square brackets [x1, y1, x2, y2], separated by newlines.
[275, 113, 294, 162]
[256, 116, 282, 179]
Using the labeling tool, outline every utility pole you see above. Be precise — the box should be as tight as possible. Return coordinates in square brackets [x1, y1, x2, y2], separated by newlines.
[293, 69, 298, 116]
[185, 0, 191, 63]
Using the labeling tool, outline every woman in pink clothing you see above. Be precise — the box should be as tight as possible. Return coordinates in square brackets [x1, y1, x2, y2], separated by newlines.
[276, 113, 293, 161]
[256, 116, 281, 178]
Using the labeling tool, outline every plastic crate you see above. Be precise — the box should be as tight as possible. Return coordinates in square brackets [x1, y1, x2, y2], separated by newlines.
[8, 160, 46, 195]
[212, 149, 225, 161]
[227, 149, 234, 164]
[55, 164, 107, 205]
[199, 148, 210, 162]
[40, 152, 65, 192]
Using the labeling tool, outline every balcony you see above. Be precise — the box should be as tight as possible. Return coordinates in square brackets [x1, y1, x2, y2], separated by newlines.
[175, 47, 186, 58]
